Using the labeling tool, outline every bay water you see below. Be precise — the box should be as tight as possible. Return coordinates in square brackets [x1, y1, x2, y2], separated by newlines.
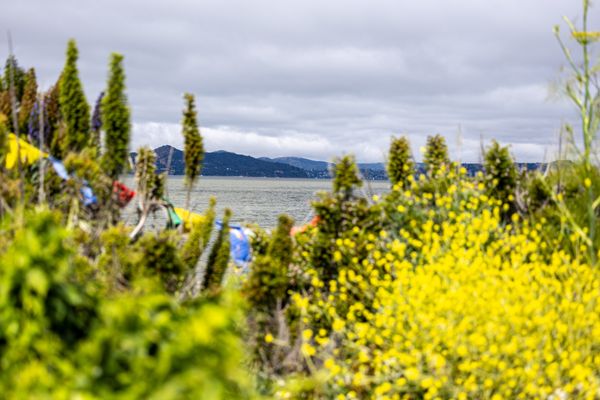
[122, 176, 390, 229]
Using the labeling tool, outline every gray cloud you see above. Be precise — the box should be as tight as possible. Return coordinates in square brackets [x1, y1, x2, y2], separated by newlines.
[2, 0, 597, 162]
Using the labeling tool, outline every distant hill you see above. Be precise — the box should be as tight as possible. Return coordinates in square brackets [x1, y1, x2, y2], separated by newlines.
[150, 145, 309, 178]
[358, 162, 386, 171]
[262, 156, 385, 172]
[260, 156, 331, 171]
[259, 156, 386, 179]
[129, 145, 544, 180]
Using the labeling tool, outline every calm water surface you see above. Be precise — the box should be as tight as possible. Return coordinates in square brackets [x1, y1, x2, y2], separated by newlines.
[122, 176, 389, 228]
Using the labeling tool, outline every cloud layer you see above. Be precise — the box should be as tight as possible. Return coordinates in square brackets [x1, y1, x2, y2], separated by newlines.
[3, 0, 597, 161]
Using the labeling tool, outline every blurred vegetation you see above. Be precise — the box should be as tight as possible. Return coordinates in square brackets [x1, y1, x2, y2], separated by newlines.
[0, 1, 599, 398]
[0, 39, 258, 399]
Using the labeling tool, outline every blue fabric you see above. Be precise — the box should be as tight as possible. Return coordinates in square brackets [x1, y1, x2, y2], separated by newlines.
[48, 157, 70, 180]
[48, 156, 98, 206]
[229, 226, 251, 266]
[80, 184, 97, 206]
[216, 221, 251, 267]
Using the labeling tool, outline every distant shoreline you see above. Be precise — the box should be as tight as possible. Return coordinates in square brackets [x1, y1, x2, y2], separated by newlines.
[126, 174, 390, 181]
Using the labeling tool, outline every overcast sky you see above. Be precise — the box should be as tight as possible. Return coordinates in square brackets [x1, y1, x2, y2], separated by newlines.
[2, 0, 597, 162]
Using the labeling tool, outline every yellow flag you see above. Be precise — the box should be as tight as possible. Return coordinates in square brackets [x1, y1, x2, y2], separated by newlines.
[5, 133, 48, 169]
[174, 207, 205, 231]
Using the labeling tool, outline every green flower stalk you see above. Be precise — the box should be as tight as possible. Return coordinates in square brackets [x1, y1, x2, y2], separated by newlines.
[203, 208, 232, 293]
[130, 147, 169, 239]
[267, 214, 294, 267]
[59, 40, 90, 154]
[0, 92, 10, 120]
[0, 113, 7, 165]
[45, 83, 62, 157]
[0, 57, 24, 128]
[102, 53, 130, 182]
[483, 140, 517, 217]
[182, 93, 205, 210]
[134, 146, 157, 204]
[332, 155, 362, 199]
[424, 134, 450, 177]
[91, 92, 104, 152]
[387, 136, 414, 188]
[2, 55, 25, 102]
[18, 68, 37, 135]
[150, 172, 166, 202]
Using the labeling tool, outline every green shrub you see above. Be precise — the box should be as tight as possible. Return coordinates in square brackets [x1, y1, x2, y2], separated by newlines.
[0, 208, 98, 396]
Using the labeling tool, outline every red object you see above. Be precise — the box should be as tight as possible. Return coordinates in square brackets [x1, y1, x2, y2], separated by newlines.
[113, 181, 136, 207]
[291, 216, 321, 236]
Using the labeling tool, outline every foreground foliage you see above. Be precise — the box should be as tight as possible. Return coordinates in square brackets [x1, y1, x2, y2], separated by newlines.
[0, 1, 599, 398]
[0, 39, 256, 399]
[0, 209, 256, 399]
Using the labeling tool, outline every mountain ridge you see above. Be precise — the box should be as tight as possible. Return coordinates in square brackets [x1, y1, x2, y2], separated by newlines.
[130, 145, 542, 180]
[151, 145, 309, 178]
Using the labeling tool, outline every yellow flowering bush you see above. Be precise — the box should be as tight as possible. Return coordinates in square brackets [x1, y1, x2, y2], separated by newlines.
[279, 168, 600, 399]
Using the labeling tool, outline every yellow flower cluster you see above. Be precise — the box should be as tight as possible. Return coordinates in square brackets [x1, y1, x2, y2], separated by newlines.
[291, 180, 600, 399]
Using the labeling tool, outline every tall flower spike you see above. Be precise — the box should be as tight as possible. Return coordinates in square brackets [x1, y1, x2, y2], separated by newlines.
[182, 93, 204, 210]
[203, 208, 232, 293]
[102, 53, 130, 181]
[424, 134, 450, 177]
[387, 136, 414, 188]
[59, 40, 90, 153]
[332, 154, 362, 199]
[91, 92, 104, 152]
[18, 68, 37, 135]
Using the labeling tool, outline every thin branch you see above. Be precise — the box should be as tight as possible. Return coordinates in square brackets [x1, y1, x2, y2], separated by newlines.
[7, 31, 24, 199]
[555, 30, 582, 77]
[38, 92, 45, 203]
[165, 145, 174, 198]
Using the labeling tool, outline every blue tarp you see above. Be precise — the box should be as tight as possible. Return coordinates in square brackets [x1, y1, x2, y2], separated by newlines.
[216, 221, 251, 267]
